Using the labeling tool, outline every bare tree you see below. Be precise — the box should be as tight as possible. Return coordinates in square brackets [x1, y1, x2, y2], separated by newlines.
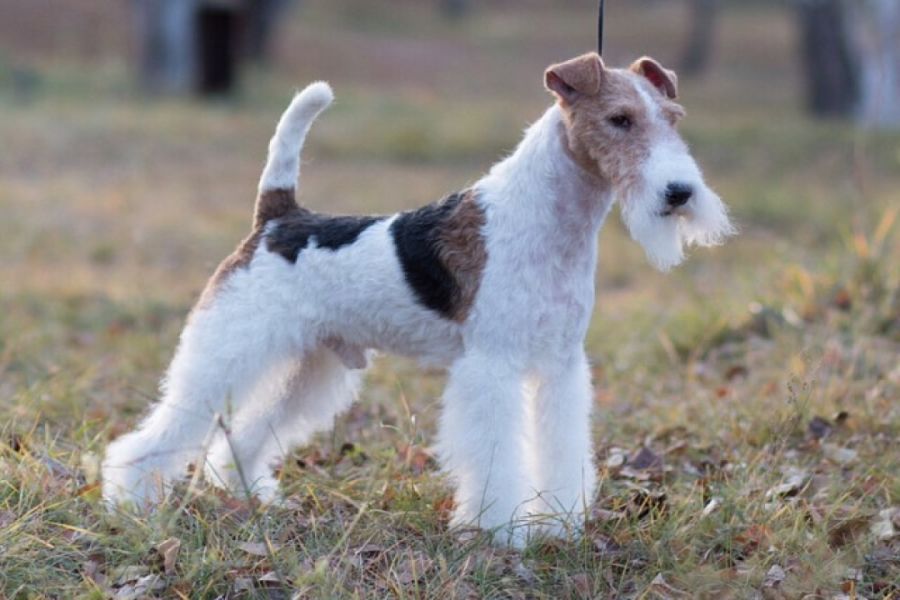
[680, 0, 719, 77]
[795, 0, 861, 117]
[854, 0, 900, 128]
[131, 0, 293, 96]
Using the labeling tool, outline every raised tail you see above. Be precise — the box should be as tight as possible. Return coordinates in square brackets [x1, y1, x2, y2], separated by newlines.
[255, 81, 334, 223]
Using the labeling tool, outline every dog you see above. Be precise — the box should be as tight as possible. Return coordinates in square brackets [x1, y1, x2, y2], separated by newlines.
[102, 52, 735, 547]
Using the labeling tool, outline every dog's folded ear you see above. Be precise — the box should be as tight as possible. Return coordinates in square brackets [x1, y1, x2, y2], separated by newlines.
[630, 57, 678, 99]
[545, 53, 604, 104]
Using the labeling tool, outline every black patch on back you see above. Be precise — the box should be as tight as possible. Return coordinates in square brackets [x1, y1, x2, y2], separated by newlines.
[266, 209, 383, 263]
[390, 192, 464, 318]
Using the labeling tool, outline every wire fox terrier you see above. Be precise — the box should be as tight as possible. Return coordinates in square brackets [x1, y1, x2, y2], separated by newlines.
[103, 52, 735, 546]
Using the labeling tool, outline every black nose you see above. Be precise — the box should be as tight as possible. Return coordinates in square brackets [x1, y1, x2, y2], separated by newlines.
[665, 182, 694, 207]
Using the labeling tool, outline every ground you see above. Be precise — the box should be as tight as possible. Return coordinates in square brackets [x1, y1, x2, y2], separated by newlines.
[0, 1, 898, 598]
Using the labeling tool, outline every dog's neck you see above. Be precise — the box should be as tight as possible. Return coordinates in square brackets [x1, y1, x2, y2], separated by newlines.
[479, 104, 614, 238]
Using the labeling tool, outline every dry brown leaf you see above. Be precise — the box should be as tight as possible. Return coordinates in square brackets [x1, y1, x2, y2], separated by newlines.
[82, 556, 106, 586]
[257, 571, 282, 587]
[395, 552, 434, 585]
[156, 537, 181, 576]
[807, 416, 832, 440]
[113, 574, 164, 599]
[828, 513, 872, 548]
[591, 507, 626, 523]
[397, 444, 437, 475]
[647, 573, 690, 599]
[237, 541, 276, 557]
[628, 447, 663, 470]
[569, 572, 593, 599]
[822, 443, 858, 466]
[735, 524, 771, 556]
[763, 564, 786, 587]
[112, 565, 149, 586]
[766, 470, 809, 499]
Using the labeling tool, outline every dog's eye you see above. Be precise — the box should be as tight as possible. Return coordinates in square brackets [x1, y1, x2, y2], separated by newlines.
[608, 114, 633, 130]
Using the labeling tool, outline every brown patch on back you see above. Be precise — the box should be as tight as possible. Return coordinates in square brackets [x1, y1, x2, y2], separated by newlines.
[194, 188, 298, 312]
[435, 190, 487, 322]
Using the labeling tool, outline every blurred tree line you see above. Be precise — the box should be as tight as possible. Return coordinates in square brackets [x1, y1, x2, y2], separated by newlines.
[680, 0, 899, 127]
[133, 0, 899, 128]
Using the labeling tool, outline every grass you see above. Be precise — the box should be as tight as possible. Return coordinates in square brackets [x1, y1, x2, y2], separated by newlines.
[1, 0, 899, 597]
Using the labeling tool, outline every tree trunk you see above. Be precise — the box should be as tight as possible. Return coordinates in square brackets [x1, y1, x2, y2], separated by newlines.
[244, 0, 293, 62]
[795, 0, 861, 117]
[132, 0, 198, 94]
[855, 0, 900, 128]
[680, 0, 718, 77]
[440, 0, 470, 19]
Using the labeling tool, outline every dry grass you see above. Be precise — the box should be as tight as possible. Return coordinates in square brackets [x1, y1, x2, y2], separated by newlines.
[1, 1, 898, 598]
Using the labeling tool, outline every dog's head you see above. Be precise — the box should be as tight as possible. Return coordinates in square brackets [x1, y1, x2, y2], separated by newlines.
[545, 52, 735, 270]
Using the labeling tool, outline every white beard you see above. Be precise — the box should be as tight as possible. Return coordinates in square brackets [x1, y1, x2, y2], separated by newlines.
[620, 185, 736, 272]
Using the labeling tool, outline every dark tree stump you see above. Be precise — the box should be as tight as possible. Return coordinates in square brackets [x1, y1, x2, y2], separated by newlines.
[795, 0, 860, 117]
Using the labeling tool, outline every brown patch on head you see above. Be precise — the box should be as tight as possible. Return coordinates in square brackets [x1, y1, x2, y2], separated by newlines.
[545, 53, 686, 193]
[436, 191, 488, 322]
[194, 188, 299, 312]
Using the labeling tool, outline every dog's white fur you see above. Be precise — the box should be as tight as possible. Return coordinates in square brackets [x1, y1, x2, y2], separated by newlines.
[103, 63, 733, 547]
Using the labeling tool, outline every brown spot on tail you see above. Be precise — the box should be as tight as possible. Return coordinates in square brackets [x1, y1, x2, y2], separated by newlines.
[255, 188, 298, 227]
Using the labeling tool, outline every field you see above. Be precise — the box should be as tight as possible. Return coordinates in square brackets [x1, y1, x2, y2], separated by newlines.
[1, 1, 898, 597]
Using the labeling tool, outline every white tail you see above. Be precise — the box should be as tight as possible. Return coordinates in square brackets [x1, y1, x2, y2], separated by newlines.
[258, 81, 334, 194]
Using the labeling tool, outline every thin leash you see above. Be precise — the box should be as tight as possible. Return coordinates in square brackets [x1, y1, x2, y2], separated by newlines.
[597, 0, 605, 55]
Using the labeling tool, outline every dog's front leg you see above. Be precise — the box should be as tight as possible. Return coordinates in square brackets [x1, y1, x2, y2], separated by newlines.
[436, 351, 532, 547]
[527, 351, 597, 537]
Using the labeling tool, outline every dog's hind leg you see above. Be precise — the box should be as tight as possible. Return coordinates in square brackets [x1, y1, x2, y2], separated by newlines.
[204, 345, 365, 502]
[101, 297, 300, 509]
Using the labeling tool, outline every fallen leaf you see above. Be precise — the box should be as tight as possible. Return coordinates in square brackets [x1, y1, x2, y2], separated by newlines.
[702, 497, 722, 517]
[507, 558, 535, 585]
[237, 541, 276, 557]
[870, 508, 897, 541]
[82, 556, 106, 586]
[257, 571, 282, 587]
[233, 577, 254, 593]
[807, 416, 832, 440]
[156, 537, 181, 576]
[828, 513, 872, 548]
[763, 564, 786, 587]
[822, 443, 858, 466]
[735, 524, 771, 556]
[628, 447, 663, 470]
[397, 444, 437, 475]
[569, 572, 593, 599]
[114, 574, 164, 599]
[433, 494, 455, 525]
[766, 470, 809, 499]
[725, 364, 749, 381]
[112, 565, 149, 586]
[647, 572, 690, 599]
[605, 452, 626, 469]
[395, 552, 434, 585]
[590, 507, 625, 523]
